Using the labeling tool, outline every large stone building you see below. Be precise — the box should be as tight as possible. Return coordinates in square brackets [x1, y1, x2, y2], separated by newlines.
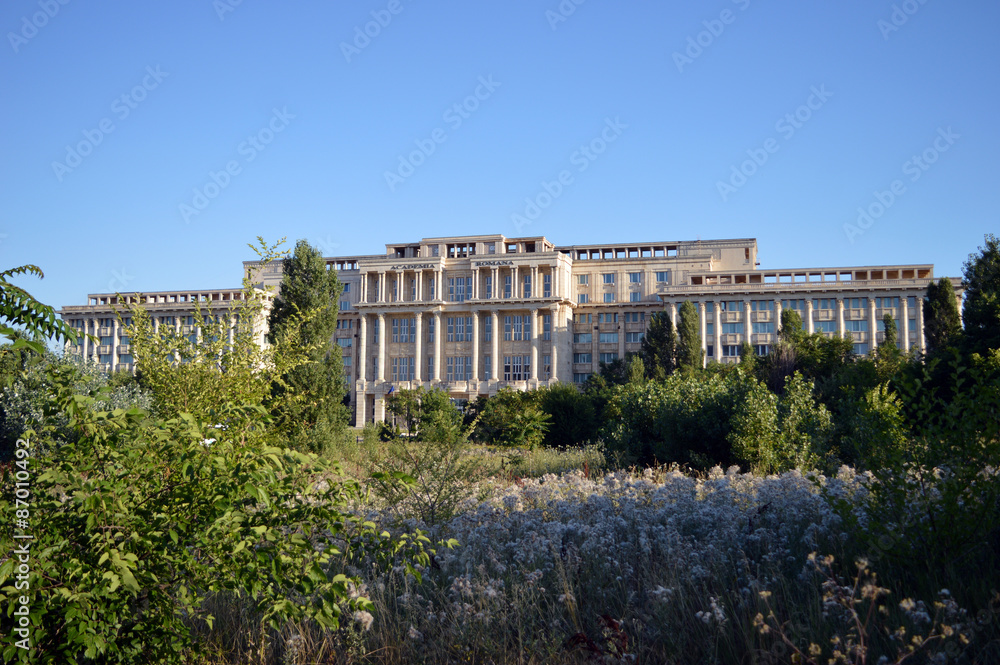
[61, 234, 961, 426]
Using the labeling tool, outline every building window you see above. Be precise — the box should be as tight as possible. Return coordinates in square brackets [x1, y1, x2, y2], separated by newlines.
[504, 275, 512, 298]
[705, 345, 714, 358]
[722, 345, 741, 357]
[624, 312, 644, 323]
[753, 345, 769, 356]
[543, 354, 551, 379]
[449, 277, 468, 303]
[853, 343, 870, 355]
[630, 293, 640, 302]
[875, 296, 900, 308]
[487, 243, 496, 254]
[523, 274, 531, 298]
[543, 315, 551, 341]
[815, 320, 837, 333]
[719, 301, 743, 312]
[876, 318, 900, 332]
[410, 279, 416, 301]
[504, 316, 512, 341]
[782, 299, 806, 311]
[430, 277, 436, 300]
[512, 316, 523, 341]
[447, 317, 455, 342]
[750, 300, 773, 311]
[502, 355, 530, 381]
[485, 275, 493, 299]
[391, 357, 414, 381]
[578, 293, 589, 303]
[845, 320, 869, 332]
[598, 332, 618, 344]
[812, 298, 835, 311]
[428, 317, 435, 342]
[602, 273, 615, 285]
[845, 297, 868, 310]
[578, 274, 589, 285]
[625, 332, 644, 343]
[628, 272, 641, 283]
[427, 355, 434, 379]
[573, 373, 591, 384]
[431, 245, 439, 257]
[751, 322, 774, 334]
[655, 271, 669, 283]
[598, 313, 617, 323]
[599, 353, 618, 364]
[604, 293, 615, 303]
[342, 356, 352, 367]
[575, 313, 591, 324]
[573, 353, 592, 364]
[573, 333, 592, 344]
[484, 316, 492, 342]
[336, 338, 353, 348]
[543, 274, 552, 297]
[484, 355, 491, 380]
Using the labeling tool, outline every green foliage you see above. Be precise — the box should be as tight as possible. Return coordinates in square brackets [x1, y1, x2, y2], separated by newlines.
[470, 387, 550, 449]
[126, 238, 313, 447]
[386, 387, 464, 443]
[961, 233, 1000, 354]
[536, 382, 598, 447]
[0, 264, 80, 354]
[267, 239, 349, 451]
[840, 383, 908, 469]
[640, 311, 676, 380]
[923, 276, 962, 355]
[676, 300, 703, 373]
[0, 364, 430, 664]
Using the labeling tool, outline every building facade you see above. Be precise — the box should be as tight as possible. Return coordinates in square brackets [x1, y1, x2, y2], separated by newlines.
[61, 234, 961, 426]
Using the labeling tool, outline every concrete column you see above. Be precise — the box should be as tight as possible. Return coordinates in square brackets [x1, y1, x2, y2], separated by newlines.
[434, 269, 442, 301]
[490, 310, 499, 381]
[111, 319, 119, 371]
[669, 301, 678, 328]
[415, 270, 423, 302]
[552, 266, 559, 299]
[916, 295, 925, 353]
[82, 318, 90, 359]
[901, 296, 910, 351]
[471, 310, 480, 381]
[378, 272, 385, 303]
[549, 305, 559, 380]
[618, 313, 625, 359]
[361, 273, 368, 304]
[491, 267, 498, 299]
[433, 311, 443, 382]
[376, 312, 386, 381]
[530, 308, 539, 380]
[714, 301, 722, 362]
[513, 266, 519, 299]
[358, 315, 368, 381]
[806, 299, 815, 334]
[698, 301, 707, 367]
[774, 300, 783, 335]
[414, 313, 423, 382]
[869, 298, 878, 351]
[837, 298, 845, 337]
[743, 301, 751, 349]
[531, 266, 538, 299]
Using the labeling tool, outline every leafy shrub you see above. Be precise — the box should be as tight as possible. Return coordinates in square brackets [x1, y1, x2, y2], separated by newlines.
[0, 364, 430, 664]
[470, 388, 550, 449]
[536, 383, 597, 448]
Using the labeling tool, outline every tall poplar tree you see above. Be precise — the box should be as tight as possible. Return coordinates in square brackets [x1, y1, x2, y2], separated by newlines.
[267, 240, 348, 450]
[923, 277, 962, 355]
[640, 311, 676, 380]
[676, 300, 704, 373]
[961, 233, 1000, 354]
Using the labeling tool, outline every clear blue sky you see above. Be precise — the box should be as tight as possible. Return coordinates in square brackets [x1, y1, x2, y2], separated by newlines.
[1, 0, 997, 315]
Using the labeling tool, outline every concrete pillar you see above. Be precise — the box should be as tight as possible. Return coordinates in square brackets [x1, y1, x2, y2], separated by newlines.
[869, 298, 878, 351]
[82, 318, 90, 359]
[806, 299, 815, 335]
[530, 309, 539, 380]
[491, 267, 498, 299]
[531, 266, 538, 299]
[414, 313, 423, 382]
[433, 311, 443, 382]
[774, 300, 783, 336]
[552, 266, 559, 299]
[361, 273, 368, 304]
[916, 294, 925, 353]
[471, 311, 480, 381]
[434, 269, 442, 301]
[743, 301, 751, 350]
[901, 296, 910, 351]
[669, 301, 678, 329]
[377, 272, 385, 303]
[698, 301, 707, 367]
[714, 301, 722, 362]
[416, 270, 423, 302]
[490, 310, 499, 381]
[837, 298, 845, 337]
[111, 319, 119, 371]
[358, 314, 368, 381]
[376, 312, 386, 381]
[513, 266, 519, 298]
[549, 305, 560, 380]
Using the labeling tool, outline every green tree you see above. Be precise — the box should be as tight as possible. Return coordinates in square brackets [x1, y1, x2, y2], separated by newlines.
[472, 388, 550, 449]
[874, 313, 903, 380]
[923, 277, 962, 355]
[267, 239, 349, 451]
[676, 300, 704, 373]
[961, 233, 1000, 354]
[537, 383, 598, 447]
[640, 311, 676, 380]
[386, 387, 463, 442]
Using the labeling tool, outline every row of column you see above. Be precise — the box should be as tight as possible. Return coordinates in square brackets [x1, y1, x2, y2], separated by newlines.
[360, 265, 560, 304]
[358, 308, 560, 384]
